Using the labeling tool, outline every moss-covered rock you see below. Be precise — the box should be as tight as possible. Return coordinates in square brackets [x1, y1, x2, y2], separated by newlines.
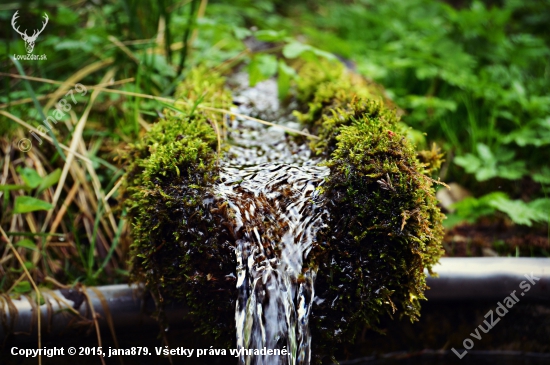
[294, 61, 445, 360]
[122, 61, 444, 361]
[122, 67, 237, 342]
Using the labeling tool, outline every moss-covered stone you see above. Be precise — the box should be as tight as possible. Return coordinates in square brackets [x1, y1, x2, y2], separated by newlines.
[294, 61, 445, 361]
[122, 67, 237, 342]
[122, 61, 444, 361]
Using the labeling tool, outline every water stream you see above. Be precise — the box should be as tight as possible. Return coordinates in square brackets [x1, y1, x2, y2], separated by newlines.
[215, 75, 329, 365]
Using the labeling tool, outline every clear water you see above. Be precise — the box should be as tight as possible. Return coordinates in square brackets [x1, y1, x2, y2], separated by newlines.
[215, 76, 329, 365]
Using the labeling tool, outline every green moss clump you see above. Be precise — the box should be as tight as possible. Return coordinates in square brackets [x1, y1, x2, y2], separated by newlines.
[295, 61, 445, 360]
[122, 67, 236, 342]
[123, 61, 444, 361]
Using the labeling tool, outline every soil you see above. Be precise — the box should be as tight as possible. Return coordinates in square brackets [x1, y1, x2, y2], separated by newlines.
[443, 218, 549, 257]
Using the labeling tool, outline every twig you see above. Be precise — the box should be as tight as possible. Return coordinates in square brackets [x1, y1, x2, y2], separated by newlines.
[81, 286, 106, 365]
[1, 72, 321, 139]
[41, 69, 116, 233]
[46, 181, 80, 246]
[105, 178, 124, 201]
[0, 226, 42, 365]
[89, 87, 320, 139]
[0, 78, 134, 109]
[0, 110, 92, 163]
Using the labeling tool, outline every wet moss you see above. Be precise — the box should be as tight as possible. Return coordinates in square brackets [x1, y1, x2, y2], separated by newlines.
[123, 61, 444, 360]
[294, 61, 445, 361]
[122, 67, 236, 343]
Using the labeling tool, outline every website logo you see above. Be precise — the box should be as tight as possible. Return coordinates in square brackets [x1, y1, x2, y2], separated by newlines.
[11, 10, 48, 60]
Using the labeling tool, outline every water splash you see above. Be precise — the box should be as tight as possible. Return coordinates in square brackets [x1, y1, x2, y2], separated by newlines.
[215, 76, 329, 364]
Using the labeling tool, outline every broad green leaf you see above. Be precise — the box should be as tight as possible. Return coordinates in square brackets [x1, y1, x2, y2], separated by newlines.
[14, 196, 53, 214]
[476, 143, 494, 162]
[283, 42, 337, 62]
[496, 161, 527, 180]
[16, 167, 42, 189]
[475, 166, 497, 181]
[37, 169, 61, 193]
[456, 146, 526, 181]
[528, 198, 550, 222]
[533, 167, 550, 184]
[415, 66, 439, 80]
[502, 118, 550, 147]
[488, 196, 542, 226]
[282, 42, 312, 59]
[233, 27, 252, 40]
[151, 54, 176, 78]
[248, 54, 277, 86]
[511, 80, 526, 97]
[16, 239, 38, 251]
[454, 154, 481, 172]
[311, 48, 337, 61]
[451, 192, 505, 222]
[255, 30, 287, 42]
[13, 281, 32, 294]
[277, 61, 296, 100]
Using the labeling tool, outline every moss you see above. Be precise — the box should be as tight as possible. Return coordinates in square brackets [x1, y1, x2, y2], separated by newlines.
[294, 61, 445, 360]
[122, 61, 444, 361]
[122, 67, 236, 343]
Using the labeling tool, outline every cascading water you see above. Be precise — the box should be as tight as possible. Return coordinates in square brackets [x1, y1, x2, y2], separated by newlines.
[215, 75, 329, 365]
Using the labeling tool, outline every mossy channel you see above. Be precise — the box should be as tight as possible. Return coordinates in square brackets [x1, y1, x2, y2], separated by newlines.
[122, 61, 445, 363]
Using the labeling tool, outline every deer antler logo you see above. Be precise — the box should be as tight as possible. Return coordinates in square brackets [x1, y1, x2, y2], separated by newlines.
[11, 11, 49, 54]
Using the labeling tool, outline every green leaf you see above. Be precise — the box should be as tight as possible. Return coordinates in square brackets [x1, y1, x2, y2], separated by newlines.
[233, 26, 252, 40]
[488, 196, 543, 226]
[159, 101, 187, 115]
[451, 192, 505, 222]
[16, 167, 42, 189]
[311, 47, 338, 61]
[255, 30, 287, 42]
[455, 145, 527, 182]
[475, 166, 498, 181]
[151, 54, 176, 78]
[496, 161, 527, 180]
[528, 198, 550, 223]
[277, 61, 296, 99]
[283, 42, 338, 62]
[37, 169, 61, 193]
[13, 196, 53, 214]
[0, 185, 28, 191]
[54, 40, 93, 53]
[56, 6, 80, 26]
[454, 193, 549, 226]
[454, 154, 481, 172]
[38, 294, 46, 306]
[283, 42, 312, 59]
[16, 239, 38, 251]
[248, 54, 277, 86]
[502, 118, 550, 147]
[13, 281, 32, 294]
[533, 166, 550, 184]
[476, 143, 494, 162]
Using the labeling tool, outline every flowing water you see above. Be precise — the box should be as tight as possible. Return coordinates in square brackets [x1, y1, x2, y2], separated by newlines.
[215, 75, 329, 365]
